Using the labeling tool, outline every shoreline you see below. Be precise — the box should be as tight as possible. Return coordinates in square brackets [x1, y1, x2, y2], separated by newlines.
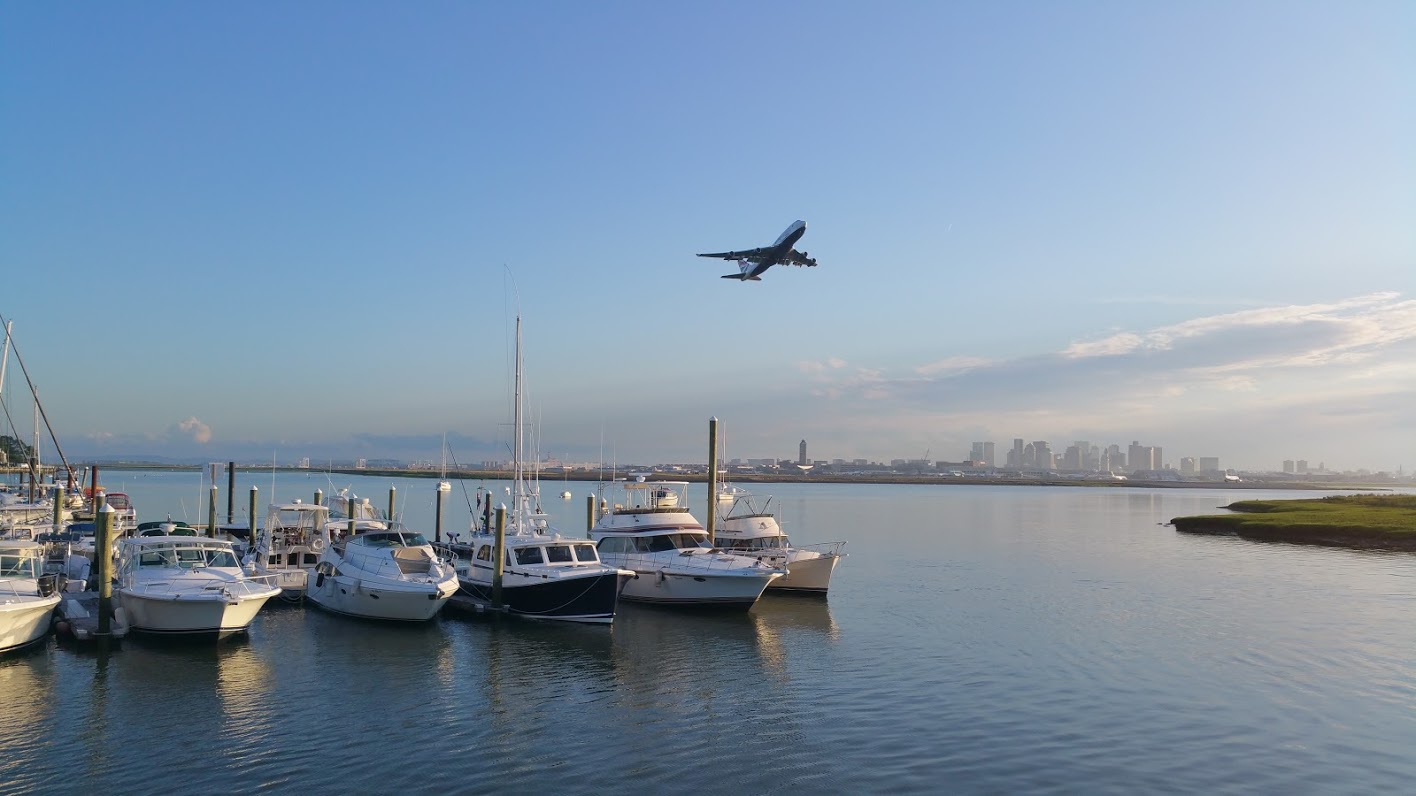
[1171, 495, 1416, 551]
[62, 463, 1403, 492]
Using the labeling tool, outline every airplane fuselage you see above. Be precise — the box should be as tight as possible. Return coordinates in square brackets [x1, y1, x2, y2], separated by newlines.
[744, 220, 807, 279]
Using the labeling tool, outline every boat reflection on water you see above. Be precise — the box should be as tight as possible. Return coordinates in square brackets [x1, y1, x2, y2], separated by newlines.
[609, 596, 839, 683]
[0, 646, 56, 795]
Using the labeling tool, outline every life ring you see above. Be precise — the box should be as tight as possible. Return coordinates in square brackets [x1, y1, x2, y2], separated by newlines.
[310, 536, 326, 552]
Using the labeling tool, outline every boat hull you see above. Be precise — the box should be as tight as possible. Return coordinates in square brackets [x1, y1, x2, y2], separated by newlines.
[0, 593, 61, 652]
[615, 567, 778, 609]
[307, 574, 454, 622]
[457, 570, 626, 623]
[115, 590, 275, 638]
[766, 553, 840, 593]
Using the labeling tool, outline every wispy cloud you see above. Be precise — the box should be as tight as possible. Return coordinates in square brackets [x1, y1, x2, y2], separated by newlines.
[792, 293, 1416, 468]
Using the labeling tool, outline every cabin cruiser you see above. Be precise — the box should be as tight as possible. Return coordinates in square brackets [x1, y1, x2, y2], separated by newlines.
[590, 479, 784, 609]
[306, 529, 457, 621]
[0, 540, 62, 652]
[244, 501, 332, 601]
[114, 536, 280, 638]
[448, 494, 632, 624]
[445, 315, 631, 623]
[715, 494, 846, 594]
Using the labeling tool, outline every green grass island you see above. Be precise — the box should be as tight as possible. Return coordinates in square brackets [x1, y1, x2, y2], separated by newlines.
[1171, 494, 1416, 551]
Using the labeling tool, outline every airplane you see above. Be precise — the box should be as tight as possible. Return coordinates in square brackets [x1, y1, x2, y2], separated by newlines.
[697, 220, 817, 281]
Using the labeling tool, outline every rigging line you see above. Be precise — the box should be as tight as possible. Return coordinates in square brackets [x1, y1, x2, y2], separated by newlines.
[0, 314, 73, 477]
[442, 441, 476, 514]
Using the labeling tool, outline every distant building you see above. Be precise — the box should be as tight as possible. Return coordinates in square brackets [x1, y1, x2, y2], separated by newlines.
[1180, 457, 1196, 474]
[1296, 460, 1309, 474]
[968, 441, 995, 467]
[1031, 441, 1053, 469]
[355, 458, 367, 470]
[1011, 438, 1024, 469]
[799, 440, 807, 465]
[1199, 457, 1219, 472]
[1283, 460, 1295, 473]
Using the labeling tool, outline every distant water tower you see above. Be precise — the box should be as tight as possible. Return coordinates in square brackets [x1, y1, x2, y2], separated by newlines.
[799, 439, 807, 465]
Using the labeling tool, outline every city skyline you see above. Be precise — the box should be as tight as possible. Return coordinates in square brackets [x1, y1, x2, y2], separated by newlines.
[2, 4, 1412, 473]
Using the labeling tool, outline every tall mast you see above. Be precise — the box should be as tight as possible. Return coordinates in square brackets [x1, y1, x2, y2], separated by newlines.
[0, 320, 11, 403]
[512, 314, 523, 525]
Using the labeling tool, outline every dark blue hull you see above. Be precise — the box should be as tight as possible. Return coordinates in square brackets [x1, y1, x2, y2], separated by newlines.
[456, 571, 625, 623]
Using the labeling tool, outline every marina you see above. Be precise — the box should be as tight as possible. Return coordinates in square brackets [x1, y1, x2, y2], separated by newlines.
[3, 472, 1415, 792]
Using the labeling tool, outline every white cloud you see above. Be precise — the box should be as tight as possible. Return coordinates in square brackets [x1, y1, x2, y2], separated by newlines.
[175, 417, 213, 444]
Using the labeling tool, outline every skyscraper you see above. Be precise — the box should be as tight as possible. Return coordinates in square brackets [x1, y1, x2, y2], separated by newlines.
[799, 440, 807, 465]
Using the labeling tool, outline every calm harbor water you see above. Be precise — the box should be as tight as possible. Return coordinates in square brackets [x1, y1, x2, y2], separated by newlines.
[3, 471, 1415, 794]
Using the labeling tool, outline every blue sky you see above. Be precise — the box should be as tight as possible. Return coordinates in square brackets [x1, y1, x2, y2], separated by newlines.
[2, 2, 1412, 471]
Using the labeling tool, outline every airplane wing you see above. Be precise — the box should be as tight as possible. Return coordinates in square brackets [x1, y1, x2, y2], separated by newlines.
[782, 248, 818, 267]
[697, 247, 771, 261]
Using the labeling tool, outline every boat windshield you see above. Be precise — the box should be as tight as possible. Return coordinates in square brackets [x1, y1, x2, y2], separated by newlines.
[136, 545, 240, 568]
[573, 544, 598, 563]
[0, 554, 40, 578]
[353, 532, 427, 548]
[636, 533, 708, 552]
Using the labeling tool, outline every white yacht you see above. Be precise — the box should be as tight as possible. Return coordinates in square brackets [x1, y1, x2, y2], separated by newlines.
[0, 540, 62, 652]
[715, 494, 846, 594]
[114, 536, 280, 638]
[591, 479, 784, 609]
[245, 501, 332, 601]
[306, 528, 457, 621]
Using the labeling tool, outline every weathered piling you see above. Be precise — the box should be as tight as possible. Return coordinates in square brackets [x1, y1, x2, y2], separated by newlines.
[586, 494, 595, 537]
[435, 480, 449, 543]
[53, 486, 64, 529]
[249, 487, 259, 547]
[707, 417, 719, 547]
[388, 486, 397, 524]
[226, 462, 236, 524]
[96, 502, 114, 636]
[314, 489, 322, 507]
[208, 483, 218, 538]
[492, 506, 506, 609]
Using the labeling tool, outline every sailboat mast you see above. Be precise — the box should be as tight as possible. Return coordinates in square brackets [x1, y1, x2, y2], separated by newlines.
[512, 315, 523, 518]
[0, 320, 11, 402]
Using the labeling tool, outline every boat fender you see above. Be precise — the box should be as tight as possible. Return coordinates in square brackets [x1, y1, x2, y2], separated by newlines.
[656, 570, 666, 585]
[315, 572, 326, 588]
[310, 536, 326, 552]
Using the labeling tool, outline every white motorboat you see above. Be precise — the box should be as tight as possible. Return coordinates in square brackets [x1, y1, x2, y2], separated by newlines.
[114, 536, 280, 638]
[715, 494, 846, 594]
[245, 501, 332, 601]
[0, 540, 62, 652]
[591, 479, 784, 609]
[306, 529, 457, 621]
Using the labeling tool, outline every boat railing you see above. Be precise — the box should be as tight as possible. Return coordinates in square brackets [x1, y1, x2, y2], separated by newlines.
[0, 577, 45, 599]
[797, 541, 848, 557]
[614, 550, 779, 574]
[122, 572, 279, 598]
